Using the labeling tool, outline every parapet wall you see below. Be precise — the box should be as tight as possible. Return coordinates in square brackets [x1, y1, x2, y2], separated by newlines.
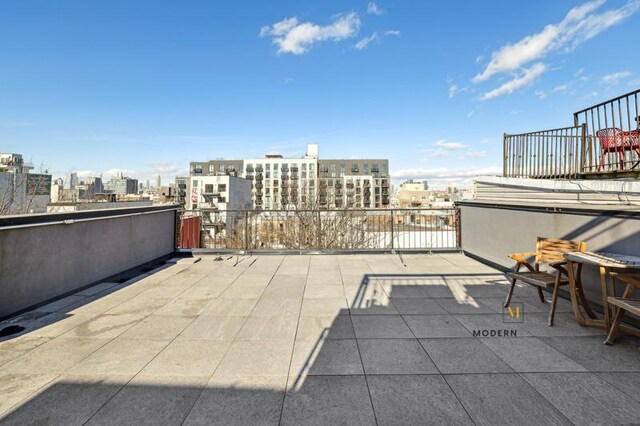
[0, 205, 180, 319]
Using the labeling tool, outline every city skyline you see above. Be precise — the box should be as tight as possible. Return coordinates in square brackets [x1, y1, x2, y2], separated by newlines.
[2, 1, 639, 188]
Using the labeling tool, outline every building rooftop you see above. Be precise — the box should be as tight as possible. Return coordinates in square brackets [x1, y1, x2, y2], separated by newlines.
[1, 253, 638, 424]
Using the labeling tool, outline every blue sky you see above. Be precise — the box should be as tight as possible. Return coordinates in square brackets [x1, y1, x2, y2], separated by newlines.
[1, 0, 639, 188]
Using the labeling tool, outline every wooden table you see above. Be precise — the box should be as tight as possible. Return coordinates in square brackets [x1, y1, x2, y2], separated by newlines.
[563, 251, 640, 329]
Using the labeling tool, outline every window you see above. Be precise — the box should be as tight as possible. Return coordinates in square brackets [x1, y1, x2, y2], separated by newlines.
[266, 164, 271, 170]
[193, 203, 198, 209]
[302, 163, 307, 170]
[209, 165, 215, 173]
[204, 184, 214, 193]
[219, 184, 226, 192]
[193, 180, 198, 187]
[363, 163, 369, 174]
[219, 165, 224, 172]
[309, 164, 315, 171]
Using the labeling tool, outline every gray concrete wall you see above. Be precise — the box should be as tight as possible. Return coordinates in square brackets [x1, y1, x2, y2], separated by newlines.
[458, 201, 640, 304]
[0, 206, 179, 318]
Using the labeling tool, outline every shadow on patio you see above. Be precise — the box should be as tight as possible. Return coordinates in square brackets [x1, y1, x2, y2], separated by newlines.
[0, 254, 639, 425]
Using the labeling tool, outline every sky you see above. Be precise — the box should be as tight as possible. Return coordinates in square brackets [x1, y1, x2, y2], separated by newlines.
[1, 0, 639, 189]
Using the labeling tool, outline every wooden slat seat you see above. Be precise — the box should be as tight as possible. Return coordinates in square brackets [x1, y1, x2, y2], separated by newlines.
[605, 273, 640, 345]
[607, 297, 640, 316]
[508, 271, 569, 288]
[505, 237, 586, 326]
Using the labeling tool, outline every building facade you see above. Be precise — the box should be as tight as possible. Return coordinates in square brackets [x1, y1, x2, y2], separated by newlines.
[0, 153, 51, 215]
[103, 173, 138, 195]
[177, 175, 251, 241]
[189, 144, 390, 209]
[398, 180, 430, 207]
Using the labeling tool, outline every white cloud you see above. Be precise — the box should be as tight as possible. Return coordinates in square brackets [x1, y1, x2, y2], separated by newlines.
[602, 71, 631, 86]
[391, 166, 502, 180]
[355, 29, 400, 49]
[553, 84, 570, 93]
[421, 148, 449, 158]
[75, 170, 96, 178]
[3, 121, 35, 128]
[465, 150, 488, 158]
[449, 84, 459, 98]
[473, 0, 639, 83]
[480, 63, 547, 100]
[535, 90, 548, 99]
[449, 84, 469, 98]
[434, 139, 467, 150]
[355, 32, 378, 49]
[367, 2, 385, 15]
[260, 12, 361, 55]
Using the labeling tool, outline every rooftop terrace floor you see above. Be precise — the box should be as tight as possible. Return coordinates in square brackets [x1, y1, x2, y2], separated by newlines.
[1, 254, 639, 425]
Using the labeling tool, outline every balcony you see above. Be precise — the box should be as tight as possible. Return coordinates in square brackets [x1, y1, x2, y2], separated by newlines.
[2, 206, 640, 425]
[504, 89, 640, 179]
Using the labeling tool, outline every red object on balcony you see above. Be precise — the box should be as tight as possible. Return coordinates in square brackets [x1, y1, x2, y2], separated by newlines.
[596, 127, 640, 171]
[180, 216, 201, 248]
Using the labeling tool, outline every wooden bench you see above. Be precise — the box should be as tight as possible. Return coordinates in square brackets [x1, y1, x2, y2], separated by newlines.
[504, 237, 586, 326]
[605, 273, 640, 345]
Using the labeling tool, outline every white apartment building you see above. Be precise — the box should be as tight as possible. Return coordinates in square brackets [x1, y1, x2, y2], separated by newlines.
[180, 175, 251, 240]
[190, 144, 391, 209]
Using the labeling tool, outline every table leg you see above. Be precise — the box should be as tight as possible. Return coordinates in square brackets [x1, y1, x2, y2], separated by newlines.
[576, 263, 598, 319]
[567, 259, 586, 326]
[599, 266, 611, 326]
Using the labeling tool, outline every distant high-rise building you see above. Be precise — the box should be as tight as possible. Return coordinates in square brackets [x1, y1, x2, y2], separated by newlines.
[189, 144, 390, 209]
[103, 175, 138, 195]
[156, 174, 161, 189]
[69, 172, 79, 189]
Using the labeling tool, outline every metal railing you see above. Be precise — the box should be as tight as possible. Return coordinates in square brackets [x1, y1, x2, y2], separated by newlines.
[178, 208, 460, 252]
[574, 89, 640, 173]
[503, 88, 640, 178]
[503, 125, 587, 179]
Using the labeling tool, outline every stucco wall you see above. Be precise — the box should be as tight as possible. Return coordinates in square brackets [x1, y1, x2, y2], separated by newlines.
[459, 201, 640, 305]
[0, 206, 179, 318]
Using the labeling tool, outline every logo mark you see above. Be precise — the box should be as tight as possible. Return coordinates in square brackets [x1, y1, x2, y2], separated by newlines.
[502, 302, 524, 323]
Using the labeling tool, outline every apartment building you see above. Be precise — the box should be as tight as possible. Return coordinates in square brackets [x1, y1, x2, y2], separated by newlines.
[177, 175, 251, 240]
[318, 159, 390, 208]
[103, 172, 138, 195]
[189, 144, 390, 209]
[0, 153, 51, 215]
[398, 180, 430, 207]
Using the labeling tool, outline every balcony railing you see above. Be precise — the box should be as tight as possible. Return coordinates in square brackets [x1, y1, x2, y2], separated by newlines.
[504, 89, 640, 179]
[503, 125, 586, 179]
[177, 208, 460, 252]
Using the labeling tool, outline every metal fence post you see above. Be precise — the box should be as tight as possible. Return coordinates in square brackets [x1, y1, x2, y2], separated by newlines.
[316, 210, 322, 249]
[244, 211, 249, 251]
[390, 209, 394, 252]
[455, 208, 461, 250]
